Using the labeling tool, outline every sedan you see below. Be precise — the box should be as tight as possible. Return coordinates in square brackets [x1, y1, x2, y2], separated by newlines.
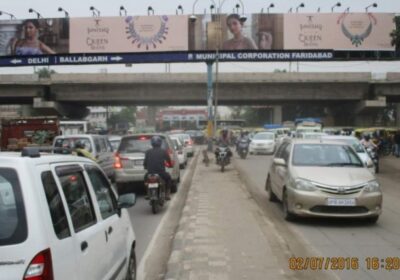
[266, 139, 382, 223]
[249, 132, 276, 155]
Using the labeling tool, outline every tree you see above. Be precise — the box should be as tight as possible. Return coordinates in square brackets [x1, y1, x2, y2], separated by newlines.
[107, 107, 137, 130]
[35, 67, 56, 78]
[390, 16, 400, 54]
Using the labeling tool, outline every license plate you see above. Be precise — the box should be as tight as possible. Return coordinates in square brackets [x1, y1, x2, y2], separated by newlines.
[326, 198, 356, 206]
[134, 160, 144, 166]
[148, 183, 159, 189]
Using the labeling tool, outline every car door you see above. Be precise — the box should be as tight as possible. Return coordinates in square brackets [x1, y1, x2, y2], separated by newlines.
[38, 167, 77, 280]
[275, 144, 292, 200]
[270, 143, 288, 192]
[53, 164, 108, 280]
[84, 164, 128, 279]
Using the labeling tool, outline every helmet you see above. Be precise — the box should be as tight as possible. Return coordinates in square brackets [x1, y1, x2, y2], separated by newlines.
[151, 136, 162, 148]
[75, 141, 85, 149]
[364, 134, 371, 141]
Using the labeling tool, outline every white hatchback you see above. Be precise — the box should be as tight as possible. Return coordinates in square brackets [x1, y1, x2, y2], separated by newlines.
[0, 148, 137, 280]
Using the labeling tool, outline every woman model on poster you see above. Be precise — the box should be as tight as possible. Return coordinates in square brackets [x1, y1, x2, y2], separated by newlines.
[10, 19, 55, 55]
[222, 14, 258, 50]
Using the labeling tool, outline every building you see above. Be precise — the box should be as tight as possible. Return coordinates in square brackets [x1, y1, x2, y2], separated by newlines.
[0, 105, 21, 119]
[85, 106, 122, 130]
[156, 108, 207, 131]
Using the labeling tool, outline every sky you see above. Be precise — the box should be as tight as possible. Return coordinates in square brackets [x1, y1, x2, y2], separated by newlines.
[0, 0, 400, 74]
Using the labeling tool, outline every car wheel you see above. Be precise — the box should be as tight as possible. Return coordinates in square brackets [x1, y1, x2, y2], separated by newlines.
[282, 190, 296, 221]
[265, 176, 278, 202]
[365, 216, 379, 224]
[126, 247, 136, 280]
[180, 164, 184, 170]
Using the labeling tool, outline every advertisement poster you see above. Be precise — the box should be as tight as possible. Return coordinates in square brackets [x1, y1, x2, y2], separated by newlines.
[284, 13, 395, 50]
[189, 14, 284, 51]
[69, 15, 188, 53]
[0, 18, 69, 56]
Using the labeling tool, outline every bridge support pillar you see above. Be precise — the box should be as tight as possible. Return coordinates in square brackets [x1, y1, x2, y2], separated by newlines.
[272, 106, 282, 124]
[396, 104, 400, 127]
[33, 98, 89, 119]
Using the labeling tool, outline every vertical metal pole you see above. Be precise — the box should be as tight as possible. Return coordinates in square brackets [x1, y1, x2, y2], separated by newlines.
[207, 62, 214, 152]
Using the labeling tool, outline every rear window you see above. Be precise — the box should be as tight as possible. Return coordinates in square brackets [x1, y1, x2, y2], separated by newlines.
[54, 138, 92, 153]
[119, 136, 167, 153]
[0, 168, 27, 246]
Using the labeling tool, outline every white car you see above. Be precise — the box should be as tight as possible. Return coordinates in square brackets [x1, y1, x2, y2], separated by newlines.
[322, 135, 375, 174]
[0, 148, 137, 280]
[250, 132, 276, 155]
[170, 133, 194, 157]
[170, 137, 188, 169]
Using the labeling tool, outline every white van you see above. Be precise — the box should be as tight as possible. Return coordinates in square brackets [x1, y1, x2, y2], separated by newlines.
[0, 149, 137, 280]
[53, 135, 115, 180]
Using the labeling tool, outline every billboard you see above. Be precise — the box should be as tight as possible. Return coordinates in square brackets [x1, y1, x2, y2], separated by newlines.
[284, 13, 395, 50]
[0, 18, 69, 56]
[0, 13, 396, 66]
[70, 16, 188, 53]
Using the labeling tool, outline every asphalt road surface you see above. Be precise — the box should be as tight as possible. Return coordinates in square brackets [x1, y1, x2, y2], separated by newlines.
[121, 160, 191, 264]
[235, 154, 400, 280]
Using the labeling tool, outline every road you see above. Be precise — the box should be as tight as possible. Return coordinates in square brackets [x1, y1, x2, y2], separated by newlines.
[121, 159, 192, 263]
[235, 154, 400, 280]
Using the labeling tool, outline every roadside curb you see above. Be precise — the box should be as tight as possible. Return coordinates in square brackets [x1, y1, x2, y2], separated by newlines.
[163, 153, 204, 280]
[137, 150, 200, 280]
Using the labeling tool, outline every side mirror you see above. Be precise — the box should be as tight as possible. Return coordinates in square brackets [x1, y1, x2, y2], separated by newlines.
[118, 193, 136, 209]
[366, 160, 374, 168]
[273, 158, 286, 166]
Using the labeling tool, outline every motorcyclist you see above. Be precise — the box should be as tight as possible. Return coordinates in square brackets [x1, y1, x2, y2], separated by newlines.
[236, 131, 251, 150]
[360, 135, 377, 150]
[73, 141, 96, 161]
[215, 128, 233, 158]
[144, 136, 172, 200]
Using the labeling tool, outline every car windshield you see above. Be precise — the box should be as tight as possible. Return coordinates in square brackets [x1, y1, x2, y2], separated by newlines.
[119, 136, 167, 153]
[292, 144, 363, 167]
[54, 137, 92, 152]
[253, 133, 274, 140]
[0, 168, 27, 246]
[109, 140, 120, 151]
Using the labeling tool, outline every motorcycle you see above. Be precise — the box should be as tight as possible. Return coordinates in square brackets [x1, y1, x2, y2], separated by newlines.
[237, 139, 250, 159]
[216, 146, 231, 172]
[366, 147, 379, 174]
[145, 174, 166, 214]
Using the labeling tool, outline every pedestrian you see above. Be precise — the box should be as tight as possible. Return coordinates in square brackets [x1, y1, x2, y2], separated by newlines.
[394, 130, 400, 158]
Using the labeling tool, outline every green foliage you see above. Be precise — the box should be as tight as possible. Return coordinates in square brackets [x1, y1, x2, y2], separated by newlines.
[107, 107, 137, 128]
[35, 67, 56, 78]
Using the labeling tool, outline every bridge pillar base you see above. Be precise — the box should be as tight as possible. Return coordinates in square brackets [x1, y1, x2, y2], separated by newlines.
[272, 106, 282, 124]
[33, 98, 89, 119]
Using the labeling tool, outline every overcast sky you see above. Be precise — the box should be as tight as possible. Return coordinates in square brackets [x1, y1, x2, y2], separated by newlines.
[0, 0, 400, 74]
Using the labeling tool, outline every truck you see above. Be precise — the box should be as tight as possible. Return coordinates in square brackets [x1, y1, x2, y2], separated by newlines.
[295, 118, 323, 137]
[1, 116, 60, 151]
[60, 120, 88, 135]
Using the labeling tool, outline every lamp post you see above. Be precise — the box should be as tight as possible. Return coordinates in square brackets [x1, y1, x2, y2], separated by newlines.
[176, 5, 184, 15]
[147, 6, 154, 15]
[0, 10, 16, 19]
[296, 3, 305, 13]
[288, 7, 293, 13]
[120, 6, 127, 16]
[28, 8, 43, 19]
[344, 7, 350, 13]
[58, 7, 69, 17]
[90, 6, 100, 17]
[331, 2, 341, 12]
[365, 3, 378, 12]
[267, 3, 275, 13]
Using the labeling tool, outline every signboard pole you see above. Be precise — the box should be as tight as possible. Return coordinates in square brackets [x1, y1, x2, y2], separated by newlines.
[206, 61, 214, 152]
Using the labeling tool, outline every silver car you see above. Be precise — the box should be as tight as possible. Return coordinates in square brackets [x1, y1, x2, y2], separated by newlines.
[266, 139, 382, 223]
[114, 134, 181, 193]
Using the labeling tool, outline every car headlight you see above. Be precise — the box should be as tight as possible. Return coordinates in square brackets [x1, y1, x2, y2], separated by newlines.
[293, 179, 317, 192]
[364, 181, 380, 192]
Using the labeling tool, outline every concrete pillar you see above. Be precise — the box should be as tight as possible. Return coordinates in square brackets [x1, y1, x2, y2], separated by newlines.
[146, 106, 158, 127]
[396, 104, 400, 127]
[272, 106, 282, 124]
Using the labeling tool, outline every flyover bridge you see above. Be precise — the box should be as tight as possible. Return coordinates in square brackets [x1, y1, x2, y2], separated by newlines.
[0, 72, 399, 121]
